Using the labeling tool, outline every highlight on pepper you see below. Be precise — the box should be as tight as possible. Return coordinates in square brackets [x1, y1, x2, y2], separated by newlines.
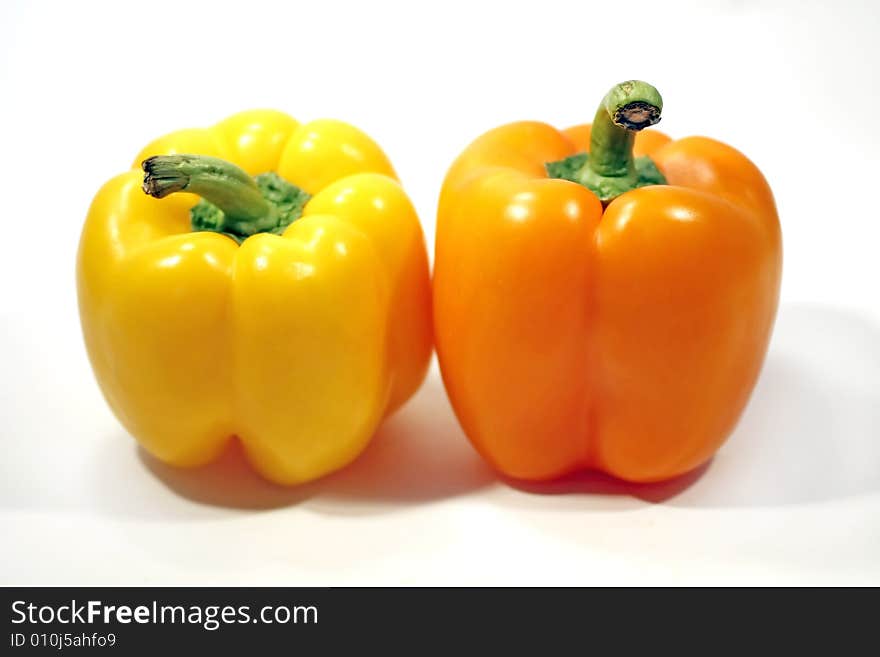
[433, 80, 782, 483]
[77, 110, 432, 485]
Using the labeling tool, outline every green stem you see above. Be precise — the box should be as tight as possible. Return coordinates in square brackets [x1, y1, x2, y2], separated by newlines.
[142, 155, 279, 233]
[545, 80, 668, 204]
[141, 154, 310, 241]
[588, 81, 663, 177]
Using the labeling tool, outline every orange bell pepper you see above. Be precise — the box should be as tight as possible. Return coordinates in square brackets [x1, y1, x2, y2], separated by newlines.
[434, 81, 782, 483]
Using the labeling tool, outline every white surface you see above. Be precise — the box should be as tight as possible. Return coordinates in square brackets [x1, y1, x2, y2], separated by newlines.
[1, 0, 879, 585]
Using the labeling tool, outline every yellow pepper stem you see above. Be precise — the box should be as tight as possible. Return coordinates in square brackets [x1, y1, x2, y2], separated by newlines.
[141, 154, 310, 242]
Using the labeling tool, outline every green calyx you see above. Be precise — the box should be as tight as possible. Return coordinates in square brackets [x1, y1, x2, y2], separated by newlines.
[546, 152, 666, 202]
[546, 80, 668, 204]
[142, 154, 310, 243]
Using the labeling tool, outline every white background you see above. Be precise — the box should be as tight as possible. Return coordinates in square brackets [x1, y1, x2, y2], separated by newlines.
[1, 0, 879, 585]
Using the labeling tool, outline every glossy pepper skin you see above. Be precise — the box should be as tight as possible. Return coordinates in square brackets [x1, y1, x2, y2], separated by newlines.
[78, 110, 432, 485]
[434, 84, 782, 483]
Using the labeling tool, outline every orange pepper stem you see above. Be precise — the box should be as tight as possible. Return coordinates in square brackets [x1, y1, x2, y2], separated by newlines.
[141, 154, 309, 242]
[588, 80, 663, 177]
[546, 80, 667, 204]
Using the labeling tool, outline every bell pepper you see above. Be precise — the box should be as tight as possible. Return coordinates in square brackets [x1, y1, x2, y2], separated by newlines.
[434, 81, 782, 483]
[77, 110, 432, 485]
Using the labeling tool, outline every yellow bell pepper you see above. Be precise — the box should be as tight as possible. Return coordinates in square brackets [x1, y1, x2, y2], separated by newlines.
[77, 110, 432, 485]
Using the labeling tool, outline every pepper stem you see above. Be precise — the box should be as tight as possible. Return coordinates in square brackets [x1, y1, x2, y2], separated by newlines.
[588, 81, 663, 177]
[141, 154, 311, 241]
[545, 80, 668, 204]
